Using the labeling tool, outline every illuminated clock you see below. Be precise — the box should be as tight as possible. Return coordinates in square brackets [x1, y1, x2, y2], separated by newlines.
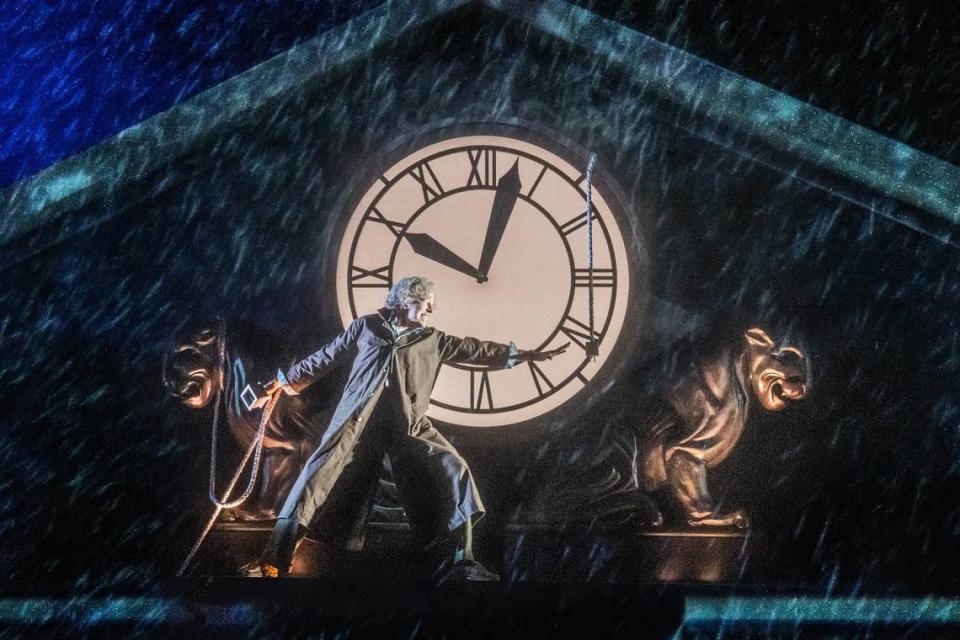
[335, 129, 639, 427]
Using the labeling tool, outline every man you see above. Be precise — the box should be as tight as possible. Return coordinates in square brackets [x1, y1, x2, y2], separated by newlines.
[260, 276, 567, 580]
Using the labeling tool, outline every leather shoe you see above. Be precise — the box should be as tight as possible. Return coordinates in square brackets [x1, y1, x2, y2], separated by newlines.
[440, 559, 500, 582]
[237, 559, 284, 578]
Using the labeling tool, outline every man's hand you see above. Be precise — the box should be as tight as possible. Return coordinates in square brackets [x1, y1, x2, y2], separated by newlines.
[519, 342, 570, 363]
[264, 378, 284, 397]
[244, 379, 285, 410]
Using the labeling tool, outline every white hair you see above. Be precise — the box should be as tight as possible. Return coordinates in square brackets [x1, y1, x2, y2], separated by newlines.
[385, 276, 435, 308]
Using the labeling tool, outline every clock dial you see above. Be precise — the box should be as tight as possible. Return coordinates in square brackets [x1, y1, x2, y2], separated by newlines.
[336, 134, 635, 427]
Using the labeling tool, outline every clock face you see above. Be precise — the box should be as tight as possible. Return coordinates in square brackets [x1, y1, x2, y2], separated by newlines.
[336, 133, 635, 427]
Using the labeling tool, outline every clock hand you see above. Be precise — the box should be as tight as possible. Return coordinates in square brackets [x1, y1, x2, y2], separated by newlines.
[476, 161, 521, 283]
[404, 232, 481, 280]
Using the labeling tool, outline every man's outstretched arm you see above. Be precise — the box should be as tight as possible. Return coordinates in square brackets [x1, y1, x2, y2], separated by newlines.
[266, 318, 364, 396]
[516, 342, 570, 363]
[438, 332, 569, 368]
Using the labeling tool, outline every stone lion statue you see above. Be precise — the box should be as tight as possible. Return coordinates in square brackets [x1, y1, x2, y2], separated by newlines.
[522, 325, 809, 530]
[162, 321, 323, 521]
[637, 327, 809, 528]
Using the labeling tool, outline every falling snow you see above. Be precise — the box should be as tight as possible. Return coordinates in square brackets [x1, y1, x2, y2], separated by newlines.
[1, 1, 960, 637]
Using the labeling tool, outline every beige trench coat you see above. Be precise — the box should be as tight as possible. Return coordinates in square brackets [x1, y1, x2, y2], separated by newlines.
[275, 308, 515, 545]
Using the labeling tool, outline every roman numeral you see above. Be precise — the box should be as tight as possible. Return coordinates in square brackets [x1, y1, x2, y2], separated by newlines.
[574, 268, 615, 287]
[559, 315, 601, 352]
[528, 361, 555, 397]
[466, 149, 497, 187]
[526, 165, 548, 197]
[408, 161, 445, 204]
[559, 209, 599, 236]
[469, 370, 494, 410]
[364, 207, 404, 237]
[350, 265, 390, 288]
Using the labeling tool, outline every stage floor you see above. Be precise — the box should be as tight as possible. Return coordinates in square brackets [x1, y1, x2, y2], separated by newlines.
[2, 578, 958, 639]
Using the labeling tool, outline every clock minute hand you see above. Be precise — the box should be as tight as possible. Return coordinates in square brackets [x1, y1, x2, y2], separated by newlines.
[476, 161, 521, 283]
[404, 232, 481, 280]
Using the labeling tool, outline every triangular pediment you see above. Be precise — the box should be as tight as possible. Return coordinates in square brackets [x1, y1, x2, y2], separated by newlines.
[2, 0, 957, 255]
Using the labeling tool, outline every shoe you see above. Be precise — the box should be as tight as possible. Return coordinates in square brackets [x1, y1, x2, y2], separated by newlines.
[254, 518, 303, 578]
[237, 559, 284, 578]
[440, 559, 500, 582]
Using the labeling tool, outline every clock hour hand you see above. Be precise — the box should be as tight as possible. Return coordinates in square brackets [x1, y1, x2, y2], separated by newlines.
[476, 161, 521, 283]
[404, 232, 481, 280]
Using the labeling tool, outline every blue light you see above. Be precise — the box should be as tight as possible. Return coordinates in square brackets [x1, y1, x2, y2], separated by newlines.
[685, 595, 960, 625]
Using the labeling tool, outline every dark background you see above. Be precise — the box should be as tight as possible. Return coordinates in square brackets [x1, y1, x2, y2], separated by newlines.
[1, 0, 959, 594]
[3, 0, 959, 189]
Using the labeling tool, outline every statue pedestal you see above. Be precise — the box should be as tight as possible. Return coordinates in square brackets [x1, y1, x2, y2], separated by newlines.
[189, 521, 423, 578]
[502, 525, 757, 583]
[188, 521, 331, 577]
[189, 521, 758, 583]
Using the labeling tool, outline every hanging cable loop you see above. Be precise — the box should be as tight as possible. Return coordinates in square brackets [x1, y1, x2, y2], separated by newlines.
[585, 152, 599, 359]
[206, 318, 268, 509]
[176, 319, 276, 576]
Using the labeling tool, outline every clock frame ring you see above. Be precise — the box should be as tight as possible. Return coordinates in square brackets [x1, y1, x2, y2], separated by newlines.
[329, 122, 648, 429]
[346, 143, 621, 354]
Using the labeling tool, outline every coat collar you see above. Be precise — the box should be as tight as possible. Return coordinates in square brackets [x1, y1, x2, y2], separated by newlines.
[376, 308, 435, 345]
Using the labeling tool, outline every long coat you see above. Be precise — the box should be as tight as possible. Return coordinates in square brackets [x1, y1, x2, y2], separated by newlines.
[276, 309, 515, 542]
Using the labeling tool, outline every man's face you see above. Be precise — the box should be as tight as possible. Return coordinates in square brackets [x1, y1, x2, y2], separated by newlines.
[403, 293, 436, 327]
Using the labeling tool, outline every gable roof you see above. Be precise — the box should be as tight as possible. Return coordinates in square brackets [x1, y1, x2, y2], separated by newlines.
[2, 0, 957, 253]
